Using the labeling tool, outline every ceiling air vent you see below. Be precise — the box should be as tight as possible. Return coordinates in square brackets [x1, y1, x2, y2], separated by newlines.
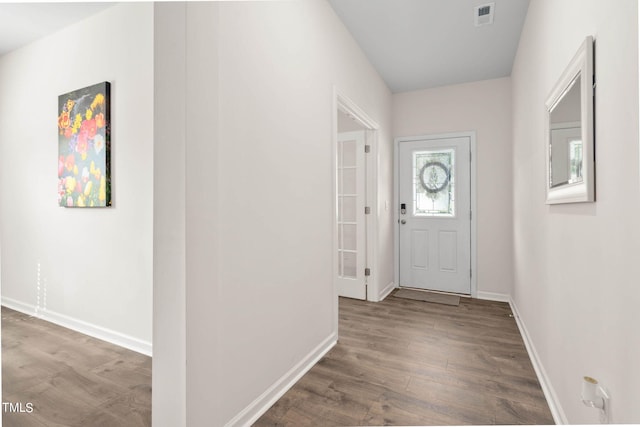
[474, 2, 495, 26]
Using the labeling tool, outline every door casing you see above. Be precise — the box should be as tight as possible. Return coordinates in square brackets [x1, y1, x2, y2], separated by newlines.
[332, 88, 380, 334]
[394, 132, 477, 297]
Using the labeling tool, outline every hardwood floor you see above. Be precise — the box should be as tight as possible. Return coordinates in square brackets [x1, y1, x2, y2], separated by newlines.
[2, 295, 553, 426]
[2, 306, 151, 427]
[255, 293, 554, 426]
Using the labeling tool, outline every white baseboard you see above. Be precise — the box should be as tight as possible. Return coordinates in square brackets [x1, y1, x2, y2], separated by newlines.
[1, 297, 33, 316]
[476, 291, 510, 302]
[376, 281, 396, 302]
[225, 332, 338, 427]
[1, 296, 152, 357]
[509, 297, 567, 424]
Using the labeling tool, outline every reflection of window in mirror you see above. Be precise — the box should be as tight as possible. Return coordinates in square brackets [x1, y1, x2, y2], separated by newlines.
[569, 139, 583, 182]
[549, 74, 582, 188]
[550, 125, 581, 187]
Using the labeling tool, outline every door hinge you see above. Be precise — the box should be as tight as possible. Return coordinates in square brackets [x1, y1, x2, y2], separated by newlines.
[365, 268, 371, 276]
[470, 268, 472, 278]
[470, 151, 472, 162]
[470, 210, 472, 220]
[364, 206, 371, 215]
[364, 144, 371, 153]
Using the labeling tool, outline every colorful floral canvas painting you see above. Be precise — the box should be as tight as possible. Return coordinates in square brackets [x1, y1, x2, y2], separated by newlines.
[57, 82, 111, 207]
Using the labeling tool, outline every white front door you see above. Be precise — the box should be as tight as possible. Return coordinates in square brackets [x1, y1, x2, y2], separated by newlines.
[336, 131, 367, 300]
[398, 136, 471, 294]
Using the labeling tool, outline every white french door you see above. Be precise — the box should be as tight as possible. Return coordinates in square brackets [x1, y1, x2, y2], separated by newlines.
[398, 136, 471, 295]
[336, 131, 367, 300]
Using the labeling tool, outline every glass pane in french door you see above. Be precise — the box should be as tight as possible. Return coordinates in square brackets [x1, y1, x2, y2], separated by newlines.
[338, 138, 358, 279]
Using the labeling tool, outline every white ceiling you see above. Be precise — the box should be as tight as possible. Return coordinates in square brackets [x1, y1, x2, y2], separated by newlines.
[0, 1, 529, 94]
[0, 2, 114, 57]
[328, 0, 530, 93]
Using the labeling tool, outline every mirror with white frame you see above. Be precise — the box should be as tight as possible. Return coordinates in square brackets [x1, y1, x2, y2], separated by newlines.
[545, 36, 595, 204]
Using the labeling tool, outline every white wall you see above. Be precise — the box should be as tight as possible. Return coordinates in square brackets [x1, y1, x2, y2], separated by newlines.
[392, 77, 513, 296]
[219, 1, 391, 422]
[153, 3, 188, 426]
[0, 4, 153, 351]
[185, 3, 223, 425]
[511, 0, 639, 423]
[152, 1, 392, 425]
[0, 239, 2, 427]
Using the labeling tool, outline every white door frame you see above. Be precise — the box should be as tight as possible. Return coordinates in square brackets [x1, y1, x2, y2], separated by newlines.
[394, 131, 477, 297]
[332, 88, 379, 331]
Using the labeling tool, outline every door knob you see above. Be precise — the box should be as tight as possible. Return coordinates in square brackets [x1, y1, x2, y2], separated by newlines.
[400, 220, 406, 225]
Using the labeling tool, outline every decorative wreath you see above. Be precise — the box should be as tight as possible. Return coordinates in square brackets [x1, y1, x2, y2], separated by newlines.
[419, 161, 450, 194]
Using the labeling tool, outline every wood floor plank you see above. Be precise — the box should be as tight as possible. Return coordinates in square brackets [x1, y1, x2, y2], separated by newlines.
[405, 376, 497, 421]
[76, 387, 152, 427]
[495, 397, 554, 425]
[2, 307, 151, 426]
[317, 353, 412, 391]
[254, 296, 554, 426]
